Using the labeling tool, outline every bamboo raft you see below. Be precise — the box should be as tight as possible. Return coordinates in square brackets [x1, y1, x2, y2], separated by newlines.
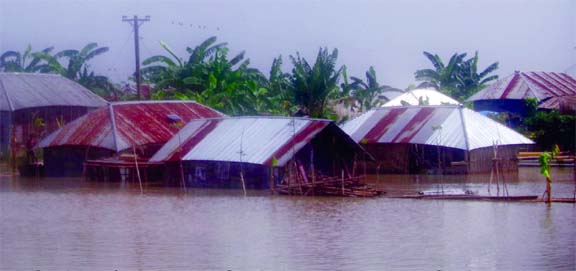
[398, 194, 539, 201]
[276, 161, 383, 197]
[276, 177, 384, 197]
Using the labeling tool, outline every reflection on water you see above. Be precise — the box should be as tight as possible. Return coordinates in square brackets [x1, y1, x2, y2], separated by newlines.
[0, 168, 574, 270]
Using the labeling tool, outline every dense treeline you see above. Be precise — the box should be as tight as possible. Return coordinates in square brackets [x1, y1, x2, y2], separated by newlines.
[0, 37, 500, 120]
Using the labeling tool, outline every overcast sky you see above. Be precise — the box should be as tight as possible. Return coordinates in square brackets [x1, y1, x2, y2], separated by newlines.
[1, 0, 574, 88]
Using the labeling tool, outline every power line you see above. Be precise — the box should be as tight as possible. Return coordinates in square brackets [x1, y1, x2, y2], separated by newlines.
[122, 15, 150, 100]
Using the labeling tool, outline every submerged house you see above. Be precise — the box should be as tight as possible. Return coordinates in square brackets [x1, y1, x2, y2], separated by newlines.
[149, 117, 370, 189]
[37, 101, 225, 177]
[467, 71, 576, 118]
[341, 105, 534, 174]
[0, 73, 106, 159]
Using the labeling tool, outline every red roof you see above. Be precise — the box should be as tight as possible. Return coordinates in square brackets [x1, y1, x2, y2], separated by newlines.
[38, 101, 225, 152]
[467, 72, 576, 104]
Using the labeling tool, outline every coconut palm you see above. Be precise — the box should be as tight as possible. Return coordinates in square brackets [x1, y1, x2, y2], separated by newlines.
[289, 48, 343, 118]
[0, 45, 53, 73]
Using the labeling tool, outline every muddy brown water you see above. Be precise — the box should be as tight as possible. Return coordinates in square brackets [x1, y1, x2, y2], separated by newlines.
[1, 167, 575, 270]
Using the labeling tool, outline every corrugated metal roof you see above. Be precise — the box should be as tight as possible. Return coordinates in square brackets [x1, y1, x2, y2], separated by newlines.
[467, 71, 576, 103]
[538, 95, 576, 111]
[383, 88, 460, 106]
[38, 101, 225, 152]
[341, 105, 533, 151]
[0, 73, 107, 111]
[150, 117, 336, 166]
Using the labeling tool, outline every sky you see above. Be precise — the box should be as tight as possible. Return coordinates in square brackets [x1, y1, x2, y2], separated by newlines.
[0, 0, 575, 89]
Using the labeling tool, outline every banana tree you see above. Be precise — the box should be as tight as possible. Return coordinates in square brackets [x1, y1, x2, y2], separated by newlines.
[289, 48, 343, 119]
[0, 45, 54, 73]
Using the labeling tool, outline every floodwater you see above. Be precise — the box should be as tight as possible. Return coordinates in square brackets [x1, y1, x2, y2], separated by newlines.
[0, 167, 574, 270]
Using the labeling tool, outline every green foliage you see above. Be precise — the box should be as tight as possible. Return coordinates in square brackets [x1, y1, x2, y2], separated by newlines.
[347, 66, 401, 112]
[0, 45, 54, 73]
[1, 43, 116, 99]
[32, 43, 115, 98]
[288, 48, 343, 119]
[415, 51, 499, 102]
[538, 145, 558, 179]
[523, 109, 575, 151]
[144, 37, 282, 115]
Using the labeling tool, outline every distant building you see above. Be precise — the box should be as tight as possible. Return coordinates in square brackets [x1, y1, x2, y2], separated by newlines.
[37, 101, 225, 176]
[149, 117, 370, 189]
[467, 71, 576, 116]
[0, 73, 107, 160]
[341, 105, 534, 174]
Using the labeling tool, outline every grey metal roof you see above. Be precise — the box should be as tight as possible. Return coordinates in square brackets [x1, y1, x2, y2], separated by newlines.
[150, 117, 358, 167]
[341, 105, 533, 151]
[0, 73, 107, 111]
[382, 88, 460, 106]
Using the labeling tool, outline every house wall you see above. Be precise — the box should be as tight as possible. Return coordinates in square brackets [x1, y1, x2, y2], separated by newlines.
[363, 144, 411, 174]
[44, 146, 114, 177]
[165, 161, 275, 189]
[1, 106, 94, 160]
[363, 143, 469, 174]
[469, 144, 531, 174]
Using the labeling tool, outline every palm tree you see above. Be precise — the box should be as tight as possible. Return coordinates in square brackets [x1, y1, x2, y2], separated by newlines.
[0, 45, 54, 73]
[34, 42, 113, 96]
[349, 66, 400, 112]
[415, 51, 499, 102]
[39, 42, 109, 81]
[455, 51, 499, 100]
[265, 56, 292, 115]
[289, 47, 343, 118]
[415, 51, 467, 95]
[141, 36, 227, 91]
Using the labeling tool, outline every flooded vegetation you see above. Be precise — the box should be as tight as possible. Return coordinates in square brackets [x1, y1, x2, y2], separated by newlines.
[1, 167, 574, 270]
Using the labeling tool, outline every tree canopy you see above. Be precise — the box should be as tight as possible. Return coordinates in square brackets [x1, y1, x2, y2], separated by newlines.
[415, 51, 499, 102]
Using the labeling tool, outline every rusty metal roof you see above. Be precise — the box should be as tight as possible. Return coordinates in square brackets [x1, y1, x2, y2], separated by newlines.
[0, 73, 107, 111]
[341, 105, 533, 151]
[38, 101, 225, 152]
[467, 71, 576, 104]
[150, 117, 358, 167]
[539, 95, 576, 112]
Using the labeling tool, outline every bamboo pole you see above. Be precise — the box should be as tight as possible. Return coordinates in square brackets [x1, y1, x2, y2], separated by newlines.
[133, 145, 143, 194]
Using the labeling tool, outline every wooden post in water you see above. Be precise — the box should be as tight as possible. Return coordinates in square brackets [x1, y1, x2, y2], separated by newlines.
[546, 176, 552, 204]
[132, 145, 143, 194]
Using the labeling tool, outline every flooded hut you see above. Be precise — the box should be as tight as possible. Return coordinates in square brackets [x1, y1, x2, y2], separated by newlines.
[341, 105, 534, 174]
[467, 71, 576, 120]
[37, 101, 225, 177]
[149, 117, 371, 190]
[0, 73, 106, 163]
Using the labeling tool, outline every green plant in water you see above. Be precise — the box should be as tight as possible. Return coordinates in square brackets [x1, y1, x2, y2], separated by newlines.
[539, 145, 559, 203]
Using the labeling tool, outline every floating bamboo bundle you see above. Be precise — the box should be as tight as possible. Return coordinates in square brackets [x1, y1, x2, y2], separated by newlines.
[276, 161, 383, 198]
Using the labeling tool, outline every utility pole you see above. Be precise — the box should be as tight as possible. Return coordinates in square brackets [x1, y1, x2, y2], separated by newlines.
[122, 15, 150, 100]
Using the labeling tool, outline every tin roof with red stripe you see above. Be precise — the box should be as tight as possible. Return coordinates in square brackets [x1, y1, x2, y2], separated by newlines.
[341, 105, 533, 151]
[38, 101, 225, 152]
[467, 71, 576, 103]
[150, 117, 354, 166]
